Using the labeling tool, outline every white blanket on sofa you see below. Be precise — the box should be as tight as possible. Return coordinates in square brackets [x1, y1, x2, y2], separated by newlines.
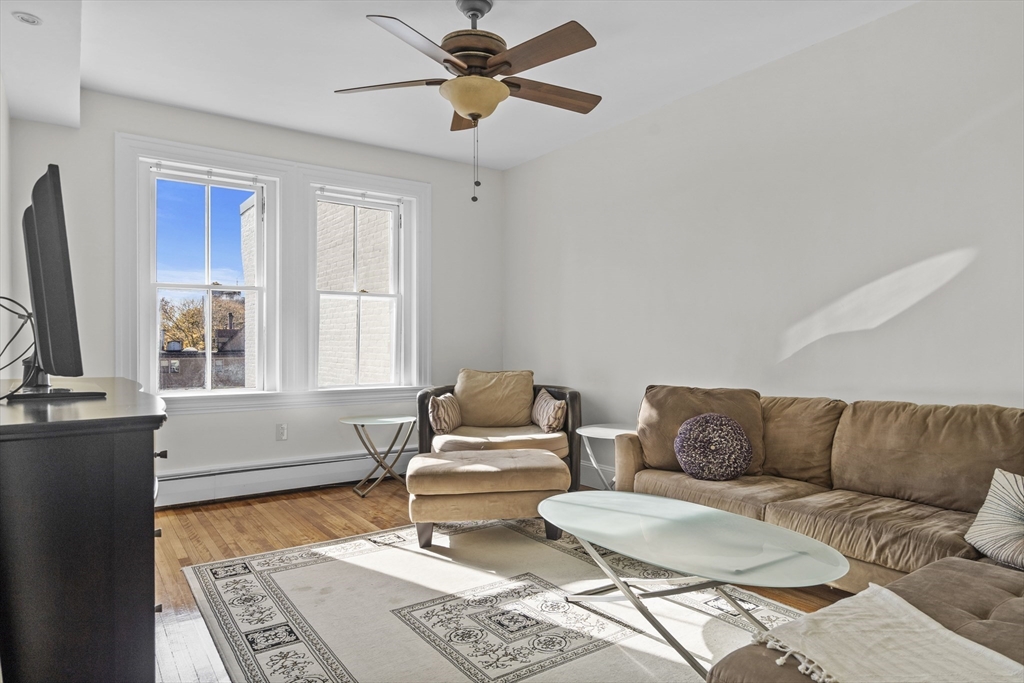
[754, 583, 1024, 683]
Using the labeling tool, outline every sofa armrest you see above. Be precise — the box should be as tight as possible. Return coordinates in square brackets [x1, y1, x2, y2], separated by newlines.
[416, 385, 456, 454]
[536, 385, 582, 492]
[614, 432, 645, 492]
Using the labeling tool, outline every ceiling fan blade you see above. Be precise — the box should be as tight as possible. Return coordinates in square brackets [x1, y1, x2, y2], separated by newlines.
[450, 112, 476, 131]
[335, 79, 446, 95]
[502, 77, 602, 114]
[486, 21, 596, 77]
[367, 15, 468, 74]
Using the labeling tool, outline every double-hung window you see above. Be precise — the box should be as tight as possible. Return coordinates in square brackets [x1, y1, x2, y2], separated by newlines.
[116, 133, 429, 412]
[315, 192, 401, 388]
[146, 162, 276, 395]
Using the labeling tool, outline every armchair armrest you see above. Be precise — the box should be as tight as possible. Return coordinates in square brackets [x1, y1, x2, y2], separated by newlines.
[614, 432, 645, 492]
[536, 385, 582, 492]
[416, 385, 455, 454]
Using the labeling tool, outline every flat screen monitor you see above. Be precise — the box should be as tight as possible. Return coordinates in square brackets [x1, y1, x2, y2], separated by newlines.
[7, 164, 104, 400]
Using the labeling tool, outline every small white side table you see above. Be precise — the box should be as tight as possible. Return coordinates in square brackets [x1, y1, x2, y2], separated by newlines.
[577, 423, 636, 490]
[339, 415, 417, 497]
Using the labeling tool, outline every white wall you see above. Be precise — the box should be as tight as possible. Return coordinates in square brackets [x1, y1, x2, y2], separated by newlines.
[503, 0, 1024, 479]
[8, 90, 505, 483]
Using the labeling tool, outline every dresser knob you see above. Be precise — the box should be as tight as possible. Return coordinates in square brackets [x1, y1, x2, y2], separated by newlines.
[154, 450, 168, 459]
[155, 604, 163, 613]
[154, 528, 162, 538]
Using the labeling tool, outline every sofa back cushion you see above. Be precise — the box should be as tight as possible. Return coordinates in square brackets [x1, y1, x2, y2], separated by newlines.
[832, 401, 1024, 513]
[637, 386, 765, 474]
[454, 369, 535, 427]
[761, 396, 847, 488]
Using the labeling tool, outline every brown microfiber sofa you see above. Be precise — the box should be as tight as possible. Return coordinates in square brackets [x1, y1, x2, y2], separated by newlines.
[614, 386, 1024, 593]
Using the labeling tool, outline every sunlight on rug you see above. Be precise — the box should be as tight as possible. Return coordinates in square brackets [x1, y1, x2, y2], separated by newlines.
[183, 519, 804, 683]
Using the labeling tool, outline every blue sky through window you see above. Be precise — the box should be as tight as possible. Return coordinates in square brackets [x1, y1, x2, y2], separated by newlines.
[156, 179, 255, 286]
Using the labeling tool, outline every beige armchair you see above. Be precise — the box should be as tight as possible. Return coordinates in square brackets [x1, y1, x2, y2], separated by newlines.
[406, 370, 582, 547]
[416, 382, 582, 491]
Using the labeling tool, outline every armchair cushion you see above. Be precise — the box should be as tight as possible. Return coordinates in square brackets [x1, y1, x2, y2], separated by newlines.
[454, 369, 535, 427]
[432, 425, 569, 458]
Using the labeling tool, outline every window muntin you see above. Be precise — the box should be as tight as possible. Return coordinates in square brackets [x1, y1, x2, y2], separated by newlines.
[315, 195, 400, 388]
[153, 174, 264, 393]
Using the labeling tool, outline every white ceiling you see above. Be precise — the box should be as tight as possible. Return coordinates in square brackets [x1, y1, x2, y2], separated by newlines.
[2, 1, 914, 169]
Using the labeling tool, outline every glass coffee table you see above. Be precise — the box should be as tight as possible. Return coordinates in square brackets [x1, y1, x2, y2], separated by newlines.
[538, 490, 849, 680]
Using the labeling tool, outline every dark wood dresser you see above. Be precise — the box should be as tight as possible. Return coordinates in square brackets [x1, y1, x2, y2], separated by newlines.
[0, 377, 166, 683]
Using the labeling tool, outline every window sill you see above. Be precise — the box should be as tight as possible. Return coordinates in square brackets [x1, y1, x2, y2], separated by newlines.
[160, 386, 425, 416]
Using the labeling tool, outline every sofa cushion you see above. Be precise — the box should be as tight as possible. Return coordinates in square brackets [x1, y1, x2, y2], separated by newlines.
[887, 557, 1024, 664]
[765, 490, 980, 574]
[633, 469, 828, 520]
[432, 425, 569, 458]
[637, 386, 765, 475]
[454, 369, 535, 427]
[831, 401, 1024, 513]
[761, 396, 846, 488]
[406, 450, 571, 495]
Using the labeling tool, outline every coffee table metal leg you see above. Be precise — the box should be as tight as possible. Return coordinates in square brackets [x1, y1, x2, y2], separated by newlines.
[352, 422, 414, 497]
[713, 587, 768, 632]
[582, 436, 613, 490]
[572, 538, 709, 680]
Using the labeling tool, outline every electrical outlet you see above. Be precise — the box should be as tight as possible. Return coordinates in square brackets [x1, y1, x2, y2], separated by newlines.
[276, 423, 288, 441]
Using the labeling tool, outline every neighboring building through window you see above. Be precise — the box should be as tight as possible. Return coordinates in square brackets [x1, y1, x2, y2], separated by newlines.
[153, 173, 265, 392]
[315, 194, 400, 387]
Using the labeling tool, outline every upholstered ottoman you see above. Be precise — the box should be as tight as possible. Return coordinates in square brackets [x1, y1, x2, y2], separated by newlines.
[406, 449, 572, 547]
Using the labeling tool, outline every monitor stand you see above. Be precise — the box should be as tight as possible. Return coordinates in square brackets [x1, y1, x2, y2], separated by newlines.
[6, 359, 107, 401]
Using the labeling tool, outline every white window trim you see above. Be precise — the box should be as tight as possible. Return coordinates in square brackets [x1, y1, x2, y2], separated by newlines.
[148, 167, 274, 396]
[114, 133, 431, 414]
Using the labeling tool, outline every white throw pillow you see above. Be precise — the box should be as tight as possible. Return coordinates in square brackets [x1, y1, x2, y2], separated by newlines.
[965, 468, 1024, 570]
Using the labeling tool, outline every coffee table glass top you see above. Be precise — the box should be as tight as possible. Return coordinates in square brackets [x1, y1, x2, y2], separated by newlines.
[539, 490, 848, 588]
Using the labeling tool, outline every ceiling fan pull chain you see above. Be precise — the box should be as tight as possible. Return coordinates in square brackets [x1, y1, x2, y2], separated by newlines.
[472, 122, 481, 202]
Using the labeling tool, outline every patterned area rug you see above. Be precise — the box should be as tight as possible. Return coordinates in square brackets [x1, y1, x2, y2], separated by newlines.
[183, 519, 803, 683]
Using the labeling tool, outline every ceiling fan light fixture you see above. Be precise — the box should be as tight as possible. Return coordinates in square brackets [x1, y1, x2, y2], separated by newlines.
[440, 75, 509, 120]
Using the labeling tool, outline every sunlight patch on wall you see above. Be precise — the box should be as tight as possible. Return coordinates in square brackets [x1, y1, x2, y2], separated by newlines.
[779, 248, 978, 362]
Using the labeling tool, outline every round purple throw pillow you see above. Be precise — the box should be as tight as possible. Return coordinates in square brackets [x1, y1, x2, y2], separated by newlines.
[674, 413, 752, 481]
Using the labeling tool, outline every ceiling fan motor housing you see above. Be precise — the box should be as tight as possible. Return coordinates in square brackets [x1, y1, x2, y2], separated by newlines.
[441, 30, 506, 72]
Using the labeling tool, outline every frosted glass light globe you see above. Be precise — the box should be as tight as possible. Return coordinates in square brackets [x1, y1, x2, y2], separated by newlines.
[439, 76, 510, 120]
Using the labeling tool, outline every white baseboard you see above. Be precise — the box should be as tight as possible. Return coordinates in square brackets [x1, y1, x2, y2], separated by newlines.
[156, 452, 616, 507]
[580, 461, 616, 491]
[155, 449, 417, 507]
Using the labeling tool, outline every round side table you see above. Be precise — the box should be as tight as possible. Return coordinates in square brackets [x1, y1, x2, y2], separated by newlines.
[577, 423, 636, 490]
[339, 415, 417, 497]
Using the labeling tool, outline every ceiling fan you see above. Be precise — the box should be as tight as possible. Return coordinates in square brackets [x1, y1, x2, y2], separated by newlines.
[334, 0, 602, 132]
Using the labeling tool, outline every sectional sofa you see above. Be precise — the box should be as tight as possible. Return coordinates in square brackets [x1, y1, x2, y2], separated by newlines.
[614, 386, 1023, 593]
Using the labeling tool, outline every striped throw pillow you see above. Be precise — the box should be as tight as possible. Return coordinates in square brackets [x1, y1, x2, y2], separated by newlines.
[531, 389, 567, 433]
[428, 393, 462, 434]
[965, 468, 1024, 570]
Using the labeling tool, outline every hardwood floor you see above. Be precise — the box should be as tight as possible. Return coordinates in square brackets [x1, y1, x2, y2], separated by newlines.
[154, 481, 848, 682]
